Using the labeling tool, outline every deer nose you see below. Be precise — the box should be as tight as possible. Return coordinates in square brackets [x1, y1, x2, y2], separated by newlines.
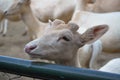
[25, 45, 37, 54]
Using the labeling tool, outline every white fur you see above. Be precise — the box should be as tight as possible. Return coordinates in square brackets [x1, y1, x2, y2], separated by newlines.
[99, 58, 120, 74]
[4, 0, 76, 38]
[0, 0, 14, 36]
[24, 20, 108, 69]
[71, 11, 120, 52]
[90, 0, 120, 13]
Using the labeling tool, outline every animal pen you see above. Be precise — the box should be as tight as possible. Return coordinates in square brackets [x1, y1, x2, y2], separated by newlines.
[0, 56, 120, 80]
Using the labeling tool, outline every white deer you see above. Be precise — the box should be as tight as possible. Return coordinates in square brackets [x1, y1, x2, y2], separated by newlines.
[24, 19, 108, 68]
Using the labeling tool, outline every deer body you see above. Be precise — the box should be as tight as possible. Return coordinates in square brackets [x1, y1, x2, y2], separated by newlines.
[71, 11, 120, 53]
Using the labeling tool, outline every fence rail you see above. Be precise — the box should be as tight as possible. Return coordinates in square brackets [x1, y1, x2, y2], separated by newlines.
[0, 56, 120, 80]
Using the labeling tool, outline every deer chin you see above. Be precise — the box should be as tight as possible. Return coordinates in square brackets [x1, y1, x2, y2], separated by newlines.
[27, 52, 41, 57]
[28, 52, 52, 60]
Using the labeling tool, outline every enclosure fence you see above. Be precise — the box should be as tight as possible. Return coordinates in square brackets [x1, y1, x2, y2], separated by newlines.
[0, 56, 120, 80]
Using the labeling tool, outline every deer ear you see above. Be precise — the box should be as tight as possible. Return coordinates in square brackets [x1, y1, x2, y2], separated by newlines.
[48, 19, 52, 27]
[53, 19, 65, 27]
[81, 24, 109, 44]
[68, 23, 79, 33]
[48, 19, 65, 28]
[20, 0, 31, 5]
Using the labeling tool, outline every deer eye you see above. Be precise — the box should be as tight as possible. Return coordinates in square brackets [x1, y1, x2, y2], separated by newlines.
[62, 36, 70, 41]
[58, 36, 71, 42]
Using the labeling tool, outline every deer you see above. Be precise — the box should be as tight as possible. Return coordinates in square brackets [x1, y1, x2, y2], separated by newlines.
[24, 19, 108, 68]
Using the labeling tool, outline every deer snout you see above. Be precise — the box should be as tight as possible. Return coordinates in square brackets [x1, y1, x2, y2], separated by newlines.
[24, 45, 37, 54]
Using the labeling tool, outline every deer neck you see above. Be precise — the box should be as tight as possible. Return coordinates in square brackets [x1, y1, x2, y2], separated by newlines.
[21, 5, 45, 38]
[55, 52, 81, 68]
[75, 0, 87, 11]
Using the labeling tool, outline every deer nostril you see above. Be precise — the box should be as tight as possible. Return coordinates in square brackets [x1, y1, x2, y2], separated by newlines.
[4, 11, 7, 15]
[25, 45, 37, 54]
[29, 45, 37, 50]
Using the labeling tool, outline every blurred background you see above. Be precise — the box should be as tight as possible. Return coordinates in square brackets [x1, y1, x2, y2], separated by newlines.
[0, 0, 120, 80]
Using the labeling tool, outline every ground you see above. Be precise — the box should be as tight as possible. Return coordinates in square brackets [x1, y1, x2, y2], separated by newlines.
[0, 21, 120, 80]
